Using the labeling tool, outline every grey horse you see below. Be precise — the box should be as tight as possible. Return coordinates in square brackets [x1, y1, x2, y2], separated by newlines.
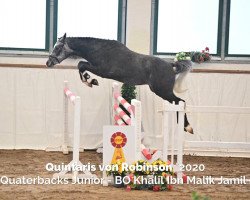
[46, 33, 193, 134]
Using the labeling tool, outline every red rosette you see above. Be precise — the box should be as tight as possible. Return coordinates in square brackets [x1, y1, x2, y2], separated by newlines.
[110, 132, 127, 148]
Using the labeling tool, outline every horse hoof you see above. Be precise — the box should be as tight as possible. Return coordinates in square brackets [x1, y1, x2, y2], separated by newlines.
[83, 72, 90, 80]
[91, 79, 99, 86]
[185, 125, 194, 134]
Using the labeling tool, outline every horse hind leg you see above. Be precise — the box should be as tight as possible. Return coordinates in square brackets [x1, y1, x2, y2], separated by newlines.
[149, 83, 193, 134]
[78, 61, 99, 87]
[163, 93, 193, 134]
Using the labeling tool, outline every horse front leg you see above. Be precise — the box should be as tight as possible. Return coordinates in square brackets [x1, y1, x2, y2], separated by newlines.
[78, 61, 99, 87]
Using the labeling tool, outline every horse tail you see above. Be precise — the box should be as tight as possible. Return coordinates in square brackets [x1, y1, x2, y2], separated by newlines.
[173, 60, 193, 93]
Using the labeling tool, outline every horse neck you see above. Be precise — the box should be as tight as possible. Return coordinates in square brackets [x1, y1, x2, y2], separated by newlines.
[66, 37, 104, 60]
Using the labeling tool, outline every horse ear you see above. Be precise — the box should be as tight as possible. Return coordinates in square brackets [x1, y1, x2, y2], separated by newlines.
[63, 33, 67, 39]
[59, 33, 67, 43]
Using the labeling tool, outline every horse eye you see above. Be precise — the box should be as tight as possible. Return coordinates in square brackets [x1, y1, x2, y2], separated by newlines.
[54, 46, 60, 51]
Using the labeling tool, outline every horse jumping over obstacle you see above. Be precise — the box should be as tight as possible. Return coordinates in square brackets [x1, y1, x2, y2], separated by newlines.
[46, 33, 193, 134]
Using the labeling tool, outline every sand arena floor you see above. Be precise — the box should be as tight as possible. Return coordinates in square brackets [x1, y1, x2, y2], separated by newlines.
[0, 150, 249, 200]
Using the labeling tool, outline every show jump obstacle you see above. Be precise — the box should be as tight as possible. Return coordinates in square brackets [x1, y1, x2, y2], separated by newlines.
[103, 82, 185, 185]
[113, 82, 143, 160]
[53, 81, 96, 180]
[112, 82, 157, 161]
[160, 100, 185, 179]
[102, 82, 141, 185]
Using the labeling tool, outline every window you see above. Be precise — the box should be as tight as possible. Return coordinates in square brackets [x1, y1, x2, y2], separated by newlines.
[153, 0, 250, 59]
[227, 0, 250, 55]
[154, 0, 220, 55]
[57, 0, 119, 40]
[0, 0, 48, 50]
[0, 0, 123, 52]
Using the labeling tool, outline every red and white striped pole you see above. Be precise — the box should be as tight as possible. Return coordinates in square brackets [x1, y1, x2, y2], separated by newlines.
[114, 93, 133, 114]
[114, 115, 126, 126]
[114, 103, 131, 125]
[64, 87, 77, 104]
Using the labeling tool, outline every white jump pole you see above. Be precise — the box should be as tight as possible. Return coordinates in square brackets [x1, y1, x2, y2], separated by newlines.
[171, 103, 175, 165]
[162, 101, 185, 179]
[162, 101, 169, 162]
[177, 101, 185, 170]
[131, 99, 142, 160]
[72, 96, 81, 178]
[62, 81, 69, 154]
[54, 81, 96, 181]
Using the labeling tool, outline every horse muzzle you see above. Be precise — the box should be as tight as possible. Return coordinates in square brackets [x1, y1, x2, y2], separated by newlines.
[46, 56, 59, 67]
[46, 59, 54, 67]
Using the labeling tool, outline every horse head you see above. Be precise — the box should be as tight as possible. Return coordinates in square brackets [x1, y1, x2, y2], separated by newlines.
[46, 33, 73, 67]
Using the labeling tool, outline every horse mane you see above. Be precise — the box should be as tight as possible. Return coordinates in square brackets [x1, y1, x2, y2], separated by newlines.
[65, 37, 124, 61]
[67, 37, 115, 43]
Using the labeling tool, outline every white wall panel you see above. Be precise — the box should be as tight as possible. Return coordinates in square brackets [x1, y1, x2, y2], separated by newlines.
[0, 68, 113, 150]
[0, 67, 249, 156]
[0, 69, 15, 148]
